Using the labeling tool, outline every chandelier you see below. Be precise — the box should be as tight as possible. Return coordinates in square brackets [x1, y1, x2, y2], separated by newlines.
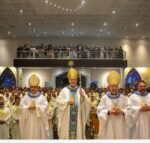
[43, 0, 87, 12]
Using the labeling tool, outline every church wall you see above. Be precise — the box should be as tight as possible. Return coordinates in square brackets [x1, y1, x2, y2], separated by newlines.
[90, 68, 121, 87]
[21, 68, 52, 87]
[20, 67, 150, 87]
[0, 38, 150, 67]
[1, 66, 150, 87]
[20, 68, 122, 88]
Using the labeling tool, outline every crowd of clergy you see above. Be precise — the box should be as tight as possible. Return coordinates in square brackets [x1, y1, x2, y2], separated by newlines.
[0, 69, 150, 139]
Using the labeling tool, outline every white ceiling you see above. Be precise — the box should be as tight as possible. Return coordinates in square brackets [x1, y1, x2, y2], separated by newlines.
[0, 0, 150, 39]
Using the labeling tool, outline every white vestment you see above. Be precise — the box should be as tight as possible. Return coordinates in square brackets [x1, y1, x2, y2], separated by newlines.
[57, 87, 90, 139]
[47, 100, 54, 139]
[19, 93, 49, 139]
[128, 92, 150, 139]
[11, 105, 21, 139]
[97, 93, 130, 139]
[0, 106, 11, 139]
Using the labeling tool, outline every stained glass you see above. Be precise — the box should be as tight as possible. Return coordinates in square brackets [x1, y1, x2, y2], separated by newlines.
[125, 68, 141, 88]
[0, 68, 16, 88]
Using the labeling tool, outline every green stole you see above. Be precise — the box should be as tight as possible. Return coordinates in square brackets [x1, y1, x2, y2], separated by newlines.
[68, 86, 79, 139]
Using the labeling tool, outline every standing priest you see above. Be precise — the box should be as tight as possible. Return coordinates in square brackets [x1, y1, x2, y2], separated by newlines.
[19, 74, 49, 139]
[128, 80, 150, 139]
[97, 71, 130, 139]
[0, 94, 11, 139]
[57, 68, 90, 139]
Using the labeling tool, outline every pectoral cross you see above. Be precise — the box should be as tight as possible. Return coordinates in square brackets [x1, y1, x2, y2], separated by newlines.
[112, 100, 120, 109]
[141, 98, 146, 107]
[71, 94, 75, 108]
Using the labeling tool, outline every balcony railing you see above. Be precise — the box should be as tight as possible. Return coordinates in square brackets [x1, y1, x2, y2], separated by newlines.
[16, 50, 126, 60]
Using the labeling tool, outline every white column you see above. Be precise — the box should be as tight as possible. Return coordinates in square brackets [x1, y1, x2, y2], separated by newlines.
[16, 68, 19, 87]
[120, 68, 125, 88]
[16, 68, 22, 87]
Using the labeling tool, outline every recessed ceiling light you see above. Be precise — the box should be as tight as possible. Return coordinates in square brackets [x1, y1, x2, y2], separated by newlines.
[8, 31, 11, 35]
[112, 10, 116, 14]
[135, 23, 139, 27]
[19, 9, 23, 14]
[82, 0, 85, 5]
[44, 32, 47, 35]
[28, 22, 32, 26]
[45, 0, 49, 4]
[44, 0, 86, 13]
[104, 22, 107, 26]
[71, 22, 75, 26]
[62, 31, 65, 34]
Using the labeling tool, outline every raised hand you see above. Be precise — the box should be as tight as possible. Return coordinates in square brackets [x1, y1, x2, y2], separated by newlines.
[80, 88, 85, 98]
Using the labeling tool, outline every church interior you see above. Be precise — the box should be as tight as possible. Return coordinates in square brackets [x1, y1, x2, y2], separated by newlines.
[0, 0, 150, 140]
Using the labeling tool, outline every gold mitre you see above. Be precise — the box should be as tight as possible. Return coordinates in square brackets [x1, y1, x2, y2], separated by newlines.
[28, 74, 40, 87]
[67, 68, 78, 79]
[107, 71, 121, 85]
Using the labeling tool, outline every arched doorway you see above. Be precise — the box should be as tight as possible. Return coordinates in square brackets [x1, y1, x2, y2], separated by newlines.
[0, 68, 16, 88]
[55, 72, 87, 88]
